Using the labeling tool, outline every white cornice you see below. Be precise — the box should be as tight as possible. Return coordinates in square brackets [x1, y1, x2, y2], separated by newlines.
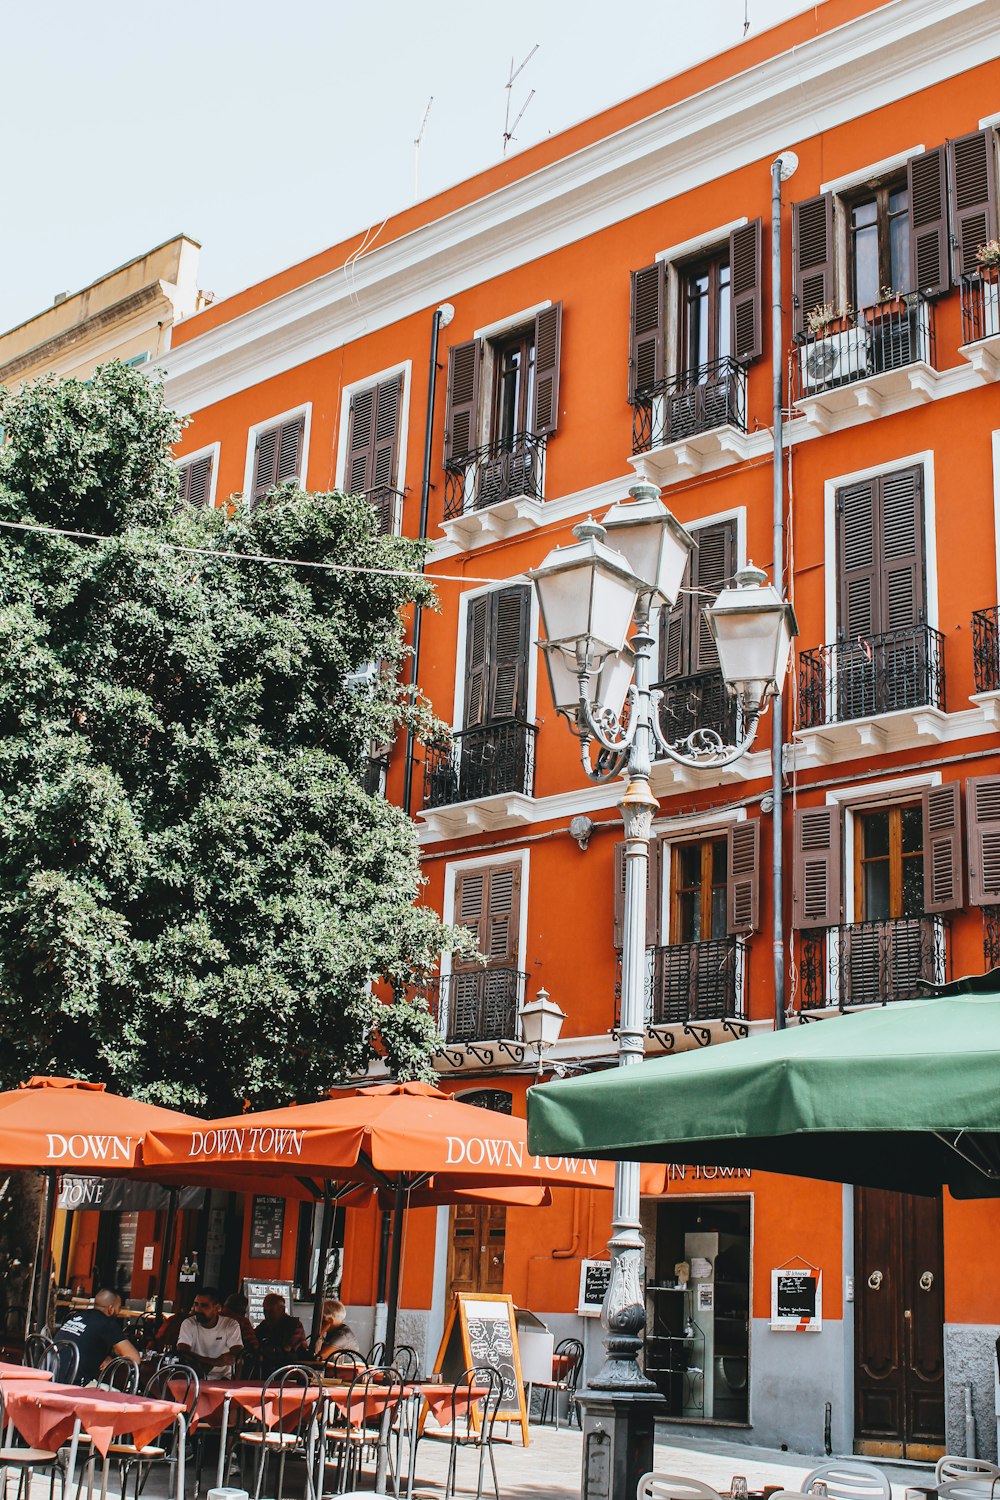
[154, 0, 1000, 416]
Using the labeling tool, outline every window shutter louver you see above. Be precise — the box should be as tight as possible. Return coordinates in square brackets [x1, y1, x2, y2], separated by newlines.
[922, 783, 964, 914]
[879, 467, 924, 632]
[488, 585, 531, 721]
[791, 193, 834, 335]
[179, 454, 213, 508]
[276, 416, 304, 485]
[252, 416, 304, 503]
[837, 479, 879, 640]
[691, 519, 737, 674]
[729, 218, 763, 363]
[949, 129, 999, 281]
[660, 587, 687, 681]
[792, 805, 842, 929]
[252, 426, 279, 503]
[463, 595, 491, 730]
[727, 820, 760, 935]
[453, 870, 488, 969]
[346, 388, 375, 496]
[966, 776, 1000, 906]
[613, 838, 661, 947]
[372, 377, 402, 493]
[486, 863, 520, 966]
[628, 263, 664, 402]
[444, 339, 481, 464]
[908, 145, 950, 296]
[532, 303, 562, 437]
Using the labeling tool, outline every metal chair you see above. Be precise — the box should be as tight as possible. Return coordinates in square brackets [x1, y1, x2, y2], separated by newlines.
[322, 1349, 366, 1383]
[425, 1366, 502, 1500]
[0, 1383, 65, 1500]
[530, 1336, 583, 1429]
[392, 1344, 419, 1381]
[108, 1364, 199, 1500]
[803, 1463, 891, 1500]
[52, 1340, 80, 1385]
[96, 1356, 140, 1393]
[322, 1366, 404, 1497]
[23, 1335, 54, 1371]
[637, 1478, 725, 1500]
[937, 1462, 1000, 1486]
[239, 1362, 320, 1500]
[365, 1341, 385, 1368]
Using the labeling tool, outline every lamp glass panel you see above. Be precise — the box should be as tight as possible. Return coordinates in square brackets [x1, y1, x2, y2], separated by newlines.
[536, 563, 597, 646]
[590, 569, 640, 656]
[711, 606, 787, 688]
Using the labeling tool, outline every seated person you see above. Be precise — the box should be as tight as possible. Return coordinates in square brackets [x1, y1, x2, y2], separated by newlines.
[58, 1289, 140, 1384]
[155, 1291, 193, 1351]
[223, 1293, 259, 1356]
[176, 1286, 243, 1377]
[255, 1293, 306, 1375]
[311, 1298, 362, 1362]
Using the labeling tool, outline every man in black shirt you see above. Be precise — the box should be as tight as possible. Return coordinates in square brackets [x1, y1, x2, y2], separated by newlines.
[58, 1289, 140, 1384]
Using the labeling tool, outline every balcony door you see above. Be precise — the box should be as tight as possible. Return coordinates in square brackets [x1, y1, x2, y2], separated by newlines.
[854, 1186, 945, 1459]
[657, 518, 738, 748]
[450, 863, 522, 1045]
[459, 586, 532, 802]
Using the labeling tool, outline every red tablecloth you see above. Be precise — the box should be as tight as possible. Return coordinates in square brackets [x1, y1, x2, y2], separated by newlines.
[325, 1385, 404, 1425]
[175, 1379, 320, 1432]
[5, 1383, 184, 1457]
[418, 1383, 489, 1425]
[0, 1363, 53, 1382]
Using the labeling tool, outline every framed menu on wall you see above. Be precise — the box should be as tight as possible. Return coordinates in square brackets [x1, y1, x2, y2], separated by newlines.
[249, 1195, 286, 1259]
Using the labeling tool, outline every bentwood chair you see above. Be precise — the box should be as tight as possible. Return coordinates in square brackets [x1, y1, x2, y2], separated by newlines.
[803, 1463, 891, 1500]
[323, 1367, 404, 1497]
[530, 1336, 584, 1429]
[0, 1383, 65, 1500]
[108, 1364, 199, 1500]
[239, 1363, 320, 1500]
[96, 1357, 140, 1393]
[937, 1461, 1000, 1487]
[322, 1350, 366, 1384]
[23, 1336, 55, 1371]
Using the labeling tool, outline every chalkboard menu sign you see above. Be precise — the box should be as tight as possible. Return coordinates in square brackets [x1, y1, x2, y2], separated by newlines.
[244, 1278, 294, 1326]
[249, 1195, 286, 1259]
[432, 1292, 529, 1445]
[578, 1259, 611, 1316]
[770, 1268, 822, 1331]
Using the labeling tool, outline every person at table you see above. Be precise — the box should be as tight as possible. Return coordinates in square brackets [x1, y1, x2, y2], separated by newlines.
[223, 1292, 259, 1354]
[176, 1286, 243, 1378]
[310, 1298, 362, 1361]
[58, 1288, 141, 1384]
[155, 1288, 193, 1351]
[255, 1292, 306, 1375]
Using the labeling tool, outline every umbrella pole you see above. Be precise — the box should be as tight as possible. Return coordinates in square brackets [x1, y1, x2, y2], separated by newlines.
[154, 1187, 178, 1326]
[383, 1182, 406, 1361]
[309, 1187, 335, 1346]
[32, 1169, 57, 1333]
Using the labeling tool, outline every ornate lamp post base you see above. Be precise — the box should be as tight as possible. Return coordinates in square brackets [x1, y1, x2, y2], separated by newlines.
[577, 1389, 666, 1500]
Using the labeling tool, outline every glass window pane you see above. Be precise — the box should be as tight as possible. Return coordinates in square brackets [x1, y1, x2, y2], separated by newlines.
[890, 215, 910, 295]
[686, 274, 710, 370]
[711, 840, 727, 883]
[889, 187, 908, 215]
[677, 890, 697, 943]
[901, 806, 922, 854]
[853, 225, 880, 308]
[852, 199, 878, 228]
[902, 855, 923, 917]
[678, 845, 701, 888]
[710, 886, 727, 940]
[864, 859, 891, 921]
[863, 812, 890, 857]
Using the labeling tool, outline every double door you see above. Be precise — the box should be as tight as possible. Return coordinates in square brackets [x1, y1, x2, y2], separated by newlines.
[447, 1204, 506, 1296]
[854, 1187, 945, 1459]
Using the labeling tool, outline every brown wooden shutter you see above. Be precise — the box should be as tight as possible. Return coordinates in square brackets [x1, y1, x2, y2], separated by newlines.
[613, 838, 661, 946]
[949, 128, 999, 281]
[444, 339, 481, 464]
[485, 863, 520, 966]
[346, 388, 375, 495]
[253, 416, 304, 503]
[730, 219, 763, 363]
[252, 426, 279, 502]
[792, 805, 842, 930]
[453, 870, 488, 968]
[922, 783, 963, 914]
[659, 585, 687, 682]
[837, 478, 879, 640]
[628, 263, 664, 402]
[879, 467, 925, 632]
[691, 519, 737, 674]
[372, 377, 402, 493]
[487, 585, 531, 722]
[908, 145, 950, 297]
[791, 193, 834, 335]
[276, 415, 304, 485]
[727, 820, 760, 935]
[463, 595, 490, 730]
[967, 776, 1000, 906]
[179, 454, 213, 507]
[532, 303, 562, 437]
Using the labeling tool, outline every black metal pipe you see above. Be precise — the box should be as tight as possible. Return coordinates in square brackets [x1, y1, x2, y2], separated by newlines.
[309, 1188, 336, 1346]
[32, 1169, 57, 1332]
[154, 1187, 178, 1326]
[57, 1208, 74, 1293]
[771, 154, 791, 1031]
[402, 305, 449, 817]
[382, 1183, 407, 1360]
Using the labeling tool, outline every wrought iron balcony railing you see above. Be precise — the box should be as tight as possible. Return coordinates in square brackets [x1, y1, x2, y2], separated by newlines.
[795, 291, 933, 398]
[632, 357, 747, 455]
[362, 754, 388, 796]
[960, 271, 1000, 345]
[435, 968, 528, 1045]
[422, 719, 537, 809]
[615, 938, 746, 1034]
[973, 606, 1000, 694]
[799, 917, 947, 1011]
[653, 672, 739, 755]
[798, 625, 944, 728]
[366, 485, 404, 536]
[443, 433, 546, 519]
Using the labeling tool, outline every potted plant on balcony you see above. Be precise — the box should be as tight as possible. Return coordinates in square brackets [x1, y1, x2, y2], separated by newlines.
[804, 301, 856, 338]
[866, 285, 908, 322]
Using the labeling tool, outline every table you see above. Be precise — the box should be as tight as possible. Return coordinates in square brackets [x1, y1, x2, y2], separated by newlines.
[175, 1377, 323, 1487]
[417, 1382, 489, 1427]
[0, 1363, 53, 1382]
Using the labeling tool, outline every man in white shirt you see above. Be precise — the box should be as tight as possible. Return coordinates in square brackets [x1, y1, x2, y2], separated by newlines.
[176, 1287, 243, 1377]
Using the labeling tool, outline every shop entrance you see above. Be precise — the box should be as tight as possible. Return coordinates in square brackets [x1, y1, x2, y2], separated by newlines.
[646, 1197, 750, 1422]
[854, 1187, 945, 1459]
[446, 1204, 506, 1295]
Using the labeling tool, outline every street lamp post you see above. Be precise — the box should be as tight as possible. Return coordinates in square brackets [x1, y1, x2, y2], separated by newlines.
[528, 481, 795, 1500]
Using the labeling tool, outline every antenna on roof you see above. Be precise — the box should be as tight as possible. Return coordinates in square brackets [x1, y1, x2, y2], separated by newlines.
[744, 0, 750, 35]
[503, 45, 538, 155]
[413, 96, 433, 202]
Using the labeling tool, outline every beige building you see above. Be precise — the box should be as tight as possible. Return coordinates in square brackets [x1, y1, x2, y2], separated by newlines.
[0, 233, 204, 390]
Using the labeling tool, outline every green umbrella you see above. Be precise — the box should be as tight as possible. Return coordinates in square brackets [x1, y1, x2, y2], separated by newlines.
[526, 983, 1000, 1198]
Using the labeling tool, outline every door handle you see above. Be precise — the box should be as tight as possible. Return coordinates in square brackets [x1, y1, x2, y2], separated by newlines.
[919, 1271, 934, 1291]
[868, 1270, 883, 1290]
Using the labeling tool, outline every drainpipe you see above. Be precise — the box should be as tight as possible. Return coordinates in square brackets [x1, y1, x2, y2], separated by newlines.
[402, 302, 456, 817]
[771, 150, 798, 1031]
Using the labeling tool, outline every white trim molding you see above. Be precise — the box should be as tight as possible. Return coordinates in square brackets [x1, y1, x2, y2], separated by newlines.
[820, 145, 924, 196]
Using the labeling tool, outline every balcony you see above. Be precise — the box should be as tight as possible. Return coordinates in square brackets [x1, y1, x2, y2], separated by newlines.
[654, 672, 739, 755]
[793, 292, 944, 431]
[615, 939, 747, 1048]
[959, 271, 1000, 382]
[440, 434, 546, 546]
[799, 917, 947, 1012]
[366, 485, 404, 536]
[420, 720, 537, 837]
[796, 625, 946, 755]
[362, 753, 388, 796]
[429, 968, 529, 1070]
[973, 606, 1000, 694]
[628, 358, 754, 486]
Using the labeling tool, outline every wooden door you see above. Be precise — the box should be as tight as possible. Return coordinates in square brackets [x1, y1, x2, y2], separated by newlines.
[446, 1205, 506, 1295]
[854, 1187, 945, 1459]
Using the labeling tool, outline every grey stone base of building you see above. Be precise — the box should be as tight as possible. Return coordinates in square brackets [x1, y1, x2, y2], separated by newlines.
[945, 1324, 999, 1462]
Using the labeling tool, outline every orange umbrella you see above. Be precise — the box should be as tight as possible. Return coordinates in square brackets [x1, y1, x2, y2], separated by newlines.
[0, 1076, 200, 1173]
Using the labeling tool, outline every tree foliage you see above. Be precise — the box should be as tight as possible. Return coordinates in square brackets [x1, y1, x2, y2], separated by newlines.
[0, 365, 462, 1113]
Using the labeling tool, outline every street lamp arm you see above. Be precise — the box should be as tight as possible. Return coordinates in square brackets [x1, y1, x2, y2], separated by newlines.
[648, 692, 764, 769]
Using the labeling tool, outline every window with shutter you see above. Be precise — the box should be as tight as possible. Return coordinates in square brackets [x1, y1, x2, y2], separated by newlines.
[948, 129, 999, 281]
[792, 806, 842, 929]
[836, 467, 924, 639]
[729, 219, 763, 363]
[178, 453, 214, 508]
[628, 263, 664, 402]
[532, 303, 562, 437]
[855, 804, 923, 920]
[670, 838, 727, 942]
[252, 414, 305, 503]
[967, 776, 1000, 907]
[462, 585, 531, 729]
[658, 518, 737, 681]
[727, 821, 760, 935]
[449, 862, 523, 1043]
[922, 783, 963, 915]
[845, 180, 910, 309]
[908, 145, 950, 296]
[345, 377, 403, 529]
[791, 193, 834, 334]
[444, 340, 481, 465]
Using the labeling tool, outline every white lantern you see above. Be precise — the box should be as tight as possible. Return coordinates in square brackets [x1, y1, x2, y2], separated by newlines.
[519, 988, 566, 1051]
[704, 563, 798, 714]
[529, 519, 642, 665]
[542, 643, 636, 723]
[601, 482, 695, 608]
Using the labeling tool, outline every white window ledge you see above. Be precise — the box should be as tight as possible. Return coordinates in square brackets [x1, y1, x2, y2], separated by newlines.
[793, 704, 964, 767]
[959, 333, 1000, 384]
[438, 492, 546, 547]
[417, 791, 536, 840]
[628, 423, 765, 486]
[648, 747, 770, 797]
[793, 361, 949, 434]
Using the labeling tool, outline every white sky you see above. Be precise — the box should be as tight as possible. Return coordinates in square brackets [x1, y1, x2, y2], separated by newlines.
[1, 0, 814, 333]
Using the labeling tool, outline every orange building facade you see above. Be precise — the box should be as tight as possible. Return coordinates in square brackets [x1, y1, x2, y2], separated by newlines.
[89, 0, 1000, 1460]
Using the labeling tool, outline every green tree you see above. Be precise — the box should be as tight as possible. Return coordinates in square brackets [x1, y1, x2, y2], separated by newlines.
[0, 364, 460, 1113]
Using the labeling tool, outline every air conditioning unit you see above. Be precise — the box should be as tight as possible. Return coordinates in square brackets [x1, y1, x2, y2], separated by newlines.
[799, 326, 870, 392]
